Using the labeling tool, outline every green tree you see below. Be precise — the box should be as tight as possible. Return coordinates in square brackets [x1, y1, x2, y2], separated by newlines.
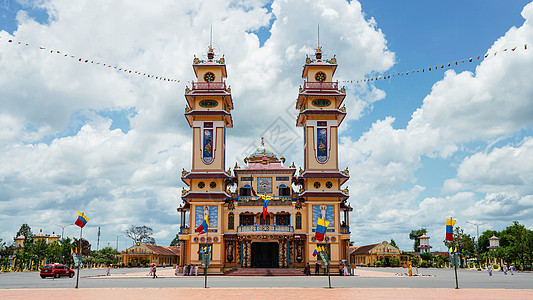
[500, 221, 532, 269]
[443, 227, 475, 267]
[125, 225, 156, 245]
[31, 239, 49, 269]
[389, 239, 398, 249]
[93, 247, 117, 266]
[170, 234, 181, 246]
[409, 228, 427, 252]
[16, 224, 33, 238]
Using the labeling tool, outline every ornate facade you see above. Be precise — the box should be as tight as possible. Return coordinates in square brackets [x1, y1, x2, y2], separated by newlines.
[178, 45, 352, 273]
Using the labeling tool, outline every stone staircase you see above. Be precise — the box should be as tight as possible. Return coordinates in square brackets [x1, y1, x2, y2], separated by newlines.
[224, 268, 304, 276]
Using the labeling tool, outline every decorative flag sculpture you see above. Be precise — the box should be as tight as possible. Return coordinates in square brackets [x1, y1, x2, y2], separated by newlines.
[260, 194, 272, 220]
[313, 245, 324, 257]
[446, 218, 456, 241]
[196, 214, 209, 235]
[315, 218, 330, 241]
[75, 211, 89, 228]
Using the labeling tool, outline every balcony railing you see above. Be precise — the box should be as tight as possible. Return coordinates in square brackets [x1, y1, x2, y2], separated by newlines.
[340, 226, 350, 234]
[303, 81, 338, 90]
[237, 195, 293, 202]
[179, 227, 190, 234]
[237, 225, 294, 233]
[192, 82, 226, 90]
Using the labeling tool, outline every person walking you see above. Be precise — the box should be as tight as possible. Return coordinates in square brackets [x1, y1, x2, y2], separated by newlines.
[195, 265, 199, 276]
[106, 265, 111, 276]
[152, 265, 158, 278]
[487, 265, 492, 276]
[315, 262, 319, 275]
[510, 265, 515, 275]
[183, 265, 188, 276]
[148, 265, 153, 276]
[175, 265, 179, 276]
[189, 264, 194, 276]
[503, 264, 508, 275]
[305, 263, 311, 276]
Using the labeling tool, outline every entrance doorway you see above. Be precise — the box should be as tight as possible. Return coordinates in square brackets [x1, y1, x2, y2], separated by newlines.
[251, 242, 278, 268]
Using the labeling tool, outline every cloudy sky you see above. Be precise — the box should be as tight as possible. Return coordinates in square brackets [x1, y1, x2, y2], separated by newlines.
[1, 0, 532, 251]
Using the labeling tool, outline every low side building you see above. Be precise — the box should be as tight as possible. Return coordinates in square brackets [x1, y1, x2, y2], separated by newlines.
[350, 241, 403, 266]
[119, 242, 180, 267]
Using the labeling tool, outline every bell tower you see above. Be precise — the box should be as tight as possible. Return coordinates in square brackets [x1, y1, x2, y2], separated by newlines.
[296, 46, 352, 265]
[179, 45, 233, 272]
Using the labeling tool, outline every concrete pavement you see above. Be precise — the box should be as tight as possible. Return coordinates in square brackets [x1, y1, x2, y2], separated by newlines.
[1, 287, 532, 300]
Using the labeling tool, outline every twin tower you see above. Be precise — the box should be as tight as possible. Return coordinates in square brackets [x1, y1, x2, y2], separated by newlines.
[178, 45, 352, 272]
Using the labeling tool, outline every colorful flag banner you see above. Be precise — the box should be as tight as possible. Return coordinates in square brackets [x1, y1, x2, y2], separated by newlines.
[0, 35, 180, 83]
[315, 218, 330, 241]
[74, 211, 89, 228]
[341, 44, 528, 84]
[196, 214, 209, 235]
[446, 218, 456, 241]
[260, 194, 273, 220]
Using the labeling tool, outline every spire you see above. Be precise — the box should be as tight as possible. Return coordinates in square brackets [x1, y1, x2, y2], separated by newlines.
[261, 137, 265, 146]
[207, 25, 215, 60]
[315, 23, 322, 60]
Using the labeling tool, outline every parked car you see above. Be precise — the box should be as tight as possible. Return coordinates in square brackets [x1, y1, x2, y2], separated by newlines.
[40, 264, 75, 278]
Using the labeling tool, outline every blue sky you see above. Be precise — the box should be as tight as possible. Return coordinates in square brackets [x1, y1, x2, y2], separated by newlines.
[1, 0, 532, 252]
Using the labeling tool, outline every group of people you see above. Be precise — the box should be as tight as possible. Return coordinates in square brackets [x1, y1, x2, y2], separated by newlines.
[179, 264, 199, 276]
[304, 261, 350, 276]
[488, 264, 516, 276]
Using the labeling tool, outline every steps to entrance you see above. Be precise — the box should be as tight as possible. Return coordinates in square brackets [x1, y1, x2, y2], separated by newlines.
[224, 268, 304, 276]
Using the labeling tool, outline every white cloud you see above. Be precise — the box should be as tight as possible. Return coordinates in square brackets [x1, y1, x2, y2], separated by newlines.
[0, 0, 393, 247]
[341, 2, 533, 250]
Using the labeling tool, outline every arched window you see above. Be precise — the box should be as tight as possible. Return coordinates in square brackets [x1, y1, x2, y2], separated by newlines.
[228, 212, 234, 230]
[278, 184, 290, 196]
[296, 212, 302, 230]
[240, 184, 251, 196]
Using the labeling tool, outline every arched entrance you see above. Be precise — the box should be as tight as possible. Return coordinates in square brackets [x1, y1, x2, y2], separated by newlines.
[251, 242, 278, 268]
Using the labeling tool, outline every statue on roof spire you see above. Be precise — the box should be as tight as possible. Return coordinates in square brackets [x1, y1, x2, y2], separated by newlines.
[261, 137, 264, 146]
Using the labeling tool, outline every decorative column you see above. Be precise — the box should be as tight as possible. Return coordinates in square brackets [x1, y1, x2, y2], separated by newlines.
[246, 241, 252, 267]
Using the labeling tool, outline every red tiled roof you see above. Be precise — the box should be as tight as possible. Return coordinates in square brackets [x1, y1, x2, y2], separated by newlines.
[142, 244, 180, 256]
[350, 243, 380, 255]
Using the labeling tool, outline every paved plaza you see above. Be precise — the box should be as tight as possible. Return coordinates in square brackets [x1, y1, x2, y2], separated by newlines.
[0, 267, 531, 299]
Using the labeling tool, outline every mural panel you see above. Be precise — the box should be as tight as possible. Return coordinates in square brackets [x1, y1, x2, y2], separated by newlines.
[257, 177, 272, 194]
[312, 205, 334, 226]
[317, 127, 328, 163]
[195, 205, 218, 228]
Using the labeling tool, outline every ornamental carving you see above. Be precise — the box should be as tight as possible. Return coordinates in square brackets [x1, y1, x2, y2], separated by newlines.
[340, 105, 346, 113]
[181, 168, 189, 177]
[339, 86, 346, 94]
[217, 57, 225, 64]
[185, 86, 191, 94]
[342, 187, 349, 195]
[341, 167, 349, 176]
[185, 105, 192, 113]
[181, 188, 188, 196]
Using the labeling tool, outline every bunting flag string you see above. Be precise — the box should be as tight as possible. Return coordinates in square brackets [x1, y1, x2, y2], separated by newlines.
[341, 44, 528, 84]
[0, 35, 180, 83]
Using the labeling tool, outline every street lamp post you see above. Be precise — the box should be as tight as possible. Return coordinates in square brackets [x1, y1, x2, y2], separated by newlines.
[466, 221, 487, 270]
[55, 224, 74, 241]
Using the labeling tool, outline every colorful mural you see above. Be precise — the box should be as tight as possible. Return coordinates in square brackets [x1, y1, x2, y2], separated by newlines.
[312, 205, 334, 226]
[317, 127, 328, 163]
[257, 177, 272, 194]
[195, 205, 218, 228]
[203, 128, 214, 164]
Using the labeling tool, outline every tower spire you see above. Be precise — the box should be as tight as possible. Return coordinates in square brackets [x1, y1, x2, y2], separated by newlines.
[207, 25, 214, 60]
[315, 23, 322, 60]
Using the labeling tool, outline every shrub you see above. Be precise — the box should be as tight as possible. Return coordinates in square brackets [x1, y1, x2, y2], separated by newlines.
[374, 261, 382, 267]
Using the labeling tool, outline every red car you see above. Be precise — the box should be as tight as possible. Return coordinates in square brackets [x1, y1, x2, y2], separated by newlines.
[40, 264, 75, 278]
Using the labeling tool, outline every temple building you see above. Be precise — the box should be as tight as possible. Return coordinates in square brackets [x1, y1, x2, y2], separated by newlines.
[177, 44, 352, 273]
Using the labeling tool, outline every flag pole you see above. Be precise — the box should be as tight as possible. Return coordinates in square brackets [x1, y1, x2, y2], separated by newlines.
[204, 226, 208, 289]
[454, 242, 459, 289]
[326, 240, 331, 289]
[75, 224, 82, 289]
